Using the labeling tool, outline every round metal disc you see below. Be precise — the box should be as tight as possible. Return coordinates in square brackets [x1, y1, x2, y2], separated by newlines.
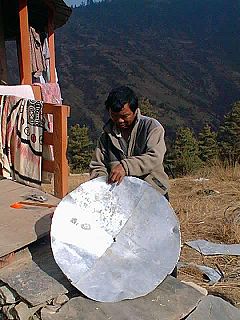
[51, 176, 180, 302]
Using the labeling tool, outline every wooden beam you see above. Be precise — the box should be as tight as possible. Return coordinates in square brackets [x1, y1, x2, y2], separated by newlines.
[43, 132, 54, 146]
[48, 9, 56, 83]
[18, 0, 32, 84]
[31, 85, 42, 100]
[42, 159, 54, 173]
[52, 105, 69, 198]
[42, 103, 69, 198]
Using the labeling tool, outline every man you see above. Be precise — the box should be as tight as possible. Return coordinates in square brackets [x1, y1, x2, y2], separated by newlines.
[89, 86, 178, 277]
[89, 86, 169, 198]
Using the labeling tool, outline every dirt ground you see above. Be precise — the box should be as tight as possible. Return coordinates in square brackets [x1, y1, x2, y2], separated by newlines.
[43, 164, 240, 307]
[170, 165, 240, 307]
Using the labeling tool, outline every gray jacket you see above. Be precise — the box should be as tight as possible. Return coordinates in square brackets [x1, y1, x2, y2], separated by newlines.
[89, 110, 169, 195]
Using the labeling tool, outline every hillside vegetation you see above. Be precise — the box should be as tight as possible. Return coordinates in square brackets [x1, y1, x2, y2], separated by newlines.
[56, 0, 240, 138]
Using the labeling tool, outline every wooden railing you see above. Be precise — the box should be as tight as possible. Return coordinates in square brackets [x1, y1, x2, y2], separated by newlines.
[0, 97, 70, 199]
[42, 103, 70, 199]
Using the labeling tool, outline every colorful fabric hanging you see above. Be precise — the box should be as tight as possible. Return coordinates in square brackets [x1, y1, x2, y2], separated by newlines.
[0, 96, 48, 187]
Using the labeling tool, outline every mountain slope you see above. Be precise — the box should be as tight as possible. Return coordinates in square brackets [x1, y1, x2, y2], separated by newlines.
[56, 0, 240, 138]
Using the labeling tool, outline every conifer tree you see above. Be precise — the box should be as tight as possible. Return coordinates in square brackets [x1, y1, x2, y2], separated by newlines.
[173, 127, 202, 175]
[139, 97, 158, 119]
[68, 124, 94, 173]
[198, 124, 218, 163]
[217, 101, 240, 164]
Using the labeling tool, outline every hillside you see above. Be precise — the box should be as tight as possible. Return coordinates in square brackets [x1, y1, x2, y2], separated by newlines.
[55, 0, 240, 138]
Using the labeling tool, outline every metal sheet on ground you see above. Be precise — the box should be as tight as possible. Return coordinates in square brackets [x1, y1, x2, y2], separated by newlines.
[0, 180, 59, 257]
[185, 295, 240, 320]
[51, 176, 181, 302]
[41, 276, 203, 320]
[178, 262, 222, 285]
[0, 241, 74, 306]
[186, 239, 240, 256]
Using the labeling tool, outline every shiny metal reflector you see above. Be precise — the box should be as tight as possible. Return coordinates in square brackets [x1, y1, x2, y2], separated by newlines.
[51, 176, 180, 302]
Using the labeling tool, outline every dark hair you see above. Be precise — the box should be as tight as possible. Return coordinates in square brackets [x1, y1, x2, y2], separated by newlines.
[105, 86, 138, 112]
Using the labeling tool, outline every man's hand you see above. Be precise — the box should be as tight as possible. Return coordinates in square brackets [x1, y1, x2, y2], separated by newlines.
[108, 163, 126, 184]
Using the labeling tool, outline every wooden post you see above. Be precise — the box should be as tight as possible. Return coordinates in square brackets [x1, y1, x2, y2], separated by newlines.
[42, 103, 70, 198]
[53, 105, 69, 198]
[18, 0, 32, 84]
[0, 0, 8, 83]
[48, 9, 56, 83]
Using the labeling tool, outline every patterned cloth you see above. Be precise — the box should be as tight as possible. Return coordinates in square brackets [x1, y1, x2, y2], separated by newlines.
[0, 85, 35, 100]
[0, 96, 46, 187]
[32, 83, 60, 183]
[33, 83, 62, 104]
[29, 27, 46, 78]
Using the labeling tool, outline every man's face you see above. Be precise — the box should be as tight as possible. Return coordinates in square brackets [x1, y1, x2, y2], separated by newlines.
[109, 103, 137, 129]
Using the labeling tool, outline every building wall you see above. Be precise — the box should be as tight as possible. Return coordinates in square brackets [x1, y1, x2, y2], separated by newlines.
[0, 0, 8, 83]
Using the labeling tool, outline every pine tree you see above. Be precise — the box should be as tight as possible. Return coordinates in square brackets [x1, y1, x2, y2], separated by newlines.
[139, 97, 158, 119]
[67, 124, 94, 173]
[198, 124, 218, 163]
[217, 101, 240, 165]
[173, 127, 202, 176]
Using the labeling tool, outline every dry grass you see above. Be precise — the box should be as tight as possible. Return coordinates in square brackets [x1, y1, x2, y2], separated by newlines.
[43, 164, 240, 306]
[68, 173, 90, 192]
[41, 173, 90, 195]
[170, 164, 240, 306]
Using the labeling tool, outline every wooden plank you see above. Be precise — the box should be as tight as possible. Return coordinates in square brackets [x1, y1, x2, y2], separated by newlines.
[31, 85, 42, 100]
[43, 103, 69, 198]
[18, 0, 32, 84]
[0, 179, 24, 194]
[43, 132, 54, 146]
[52, 105, 69, 198]
[0, 180, 60, 258]
[42, 159, 54, 173]
[43, 103, 54, 114]
[43, 103, 70, 117]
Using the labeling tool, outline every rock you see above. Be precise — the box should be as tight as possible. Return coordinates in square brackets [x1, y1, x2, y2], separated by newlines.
[181, 281, 208, 296]
[41, 307, 54, 320]
[53, 294, 69, 306]
[0, 309, 5, 320]
[41, 304, 61, 316]
[0, 249, 69, 306]
[2, 304, 15, 320]
[40, 277, 204, 320]
[14, 302, 31, 320]
[185, 295, 240, 319]
[29, 302, 47, 318]
[0, 285, 18, 304]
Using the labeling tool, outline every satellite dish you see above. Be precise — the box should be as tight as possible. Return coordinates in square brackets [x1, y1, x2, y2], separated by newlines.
[51, 176, 180, 302]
